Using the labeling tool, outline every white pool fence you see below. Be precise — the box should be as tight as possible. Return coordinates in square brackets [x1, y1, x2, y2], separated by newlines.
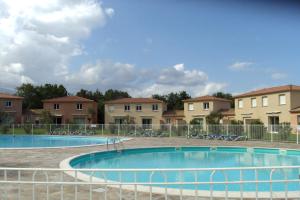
[0, 166, 300, 200]
[1, 123, 300, 144]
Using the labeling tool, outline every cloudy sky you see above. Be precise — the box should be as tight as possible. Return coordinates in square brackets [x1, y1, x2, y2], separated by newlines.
[0, 0, 300, 97]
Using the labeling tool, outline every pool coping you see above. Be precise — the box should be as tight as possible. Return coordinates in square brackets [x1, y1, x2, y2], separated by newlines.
[0, 135, 131, 150]
[60, 145, 300, 199]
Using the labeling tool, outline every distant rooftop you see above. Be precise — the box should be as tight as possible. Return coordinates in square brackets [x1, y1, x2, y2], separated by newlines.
[183, 95, 232, 103]
[235, 85, 300, 98]
[42, 96, 94, 103]
[105, 98, 163, 104]
[0, 93, 23, 99]
[163, 110, 185, 117]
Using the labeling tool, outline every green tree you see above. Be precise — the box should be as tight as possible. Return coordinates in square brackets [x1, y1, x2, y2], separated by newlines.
[206, 112, 223, 125]
[152, 91, 190, 110]
[16, 83, 68, 109]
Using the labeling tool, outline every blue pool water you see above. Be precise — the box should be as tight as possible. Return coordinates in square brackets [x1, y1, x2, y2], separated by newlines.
[70, 147, 300, 192]
[0, 135, 115, 148]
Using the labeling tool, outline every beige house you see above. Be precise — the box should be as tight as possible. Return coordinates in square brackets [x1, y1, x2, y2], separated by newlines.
[43, 96, 98, 124]
[0, 93, 23, 124]
[234, 85, 300, 127]
[162, 110, 185, 125]
[104, 98, 166, 126]
[183, 95, 232, 125]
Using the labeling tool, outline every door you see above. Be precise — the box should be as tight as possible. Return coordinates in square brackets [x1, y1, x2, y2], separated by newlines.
[269, 116, 279, 133]
[115, 118, 125, 124]
[142, 118, 152, 129]
[53, 117, 62, 125]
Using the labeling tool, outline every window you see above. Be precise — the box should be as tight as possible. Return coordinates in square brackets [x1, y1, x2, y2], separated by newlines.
[251, 98, 257, 108]
[152, 104, 158, 111]
[188, 103, 194, 111]
[54, 104, 60, 110]
[298, 115, 300, 125]
[203, 102, 209, 110]
[166, 118, 171, 124]
[262, 96, 268, 107]
[124, 104, 130, 111]
[136, 105, 142, 111]
[279, 94, 286, 105]
[238, 99, 243, 108]
[76, 103, 83, 110]
[4, 101, 12, 107]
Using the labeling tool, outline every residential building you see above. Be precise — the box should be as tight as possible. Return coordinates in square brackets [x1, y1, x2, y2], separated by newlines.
[234, 85, 300, 128]
[183, 95, 232, 125]
[104, 98, 166, 126]
[0, 93, 23, 124]
[162, 110, 185, 125]
[43, 96, 98, 124]
[23, 109, 44, 124]
[220, 108, 235, 124]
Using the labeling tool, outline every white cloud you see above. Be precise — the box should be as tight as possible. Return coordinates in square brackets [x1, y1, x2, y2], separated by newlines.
[271, 72, 287, 80]
[65, 62, 226, 97]
[229, 61, 253, 71]
[105, 8, 115, 18]
[0, 0, 112, 88]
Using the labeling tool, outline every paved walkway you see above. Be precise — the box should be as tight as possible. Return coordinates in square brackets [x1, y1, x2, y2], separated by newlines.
[0, 137, 299, 200]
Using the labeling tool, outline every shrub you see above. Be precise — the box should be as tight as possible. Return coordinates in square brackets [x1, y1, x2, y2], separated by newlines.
[0, 125, 9, 134]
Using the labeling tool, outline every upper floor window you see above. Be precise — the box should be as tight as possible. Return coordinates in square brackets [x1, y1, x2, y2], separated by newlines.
[251, 98, 257, 108]
[108, 105, 114, 112]
[262, 96, 268, 107]
[238, 99, 243, 108]
[279, 94, 286, 105]
[152, 104, 158, 111]
[4, 101, 12, 107]
[124, 104, 130, 111]
[136, 105, 142, 111]
[76, 103, 83, 110]
[188, 103, 194, 111]
[203, 102, 209, 110]
[54, 104, 60, 110]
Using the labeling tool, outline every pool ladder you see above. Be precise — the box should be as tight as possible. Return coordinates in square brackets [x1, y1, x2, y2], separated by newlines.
[107, 138, 124, 152]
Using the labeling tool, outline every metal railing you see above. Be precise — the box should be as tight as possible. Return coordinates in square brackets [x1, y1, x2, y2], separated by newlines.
[0, 123, 300, 144]
[0, 166, 299, 199]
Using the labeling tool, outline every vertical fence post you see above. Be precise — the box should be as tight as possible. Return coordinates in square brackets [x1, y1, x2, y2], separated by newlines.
[68, 124, 70, 135]
[31, 124, 34, 135]
[134, 124, 137, 137]
[84, 124, 87, 134]
[118, 124, 120, 137]
[12, 124, 15, 135]
[187, 124, 190, 139]
[169, 124, 172, 137]
[226, 124, 229, 136]
[297, 126, 299, 145]
[271, 127, 273, 143]
[49, 124, 52, 134]
[101, 124, 104, 136]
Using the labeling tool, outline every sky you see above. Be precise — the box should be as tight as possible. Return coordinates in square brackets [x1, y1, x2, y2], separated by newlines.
[0, 0, 300, 97]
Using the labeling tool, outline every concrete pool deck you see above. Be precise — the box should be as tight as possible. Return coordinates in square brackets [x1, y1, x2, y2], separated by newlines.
[0, 137, 300, 199]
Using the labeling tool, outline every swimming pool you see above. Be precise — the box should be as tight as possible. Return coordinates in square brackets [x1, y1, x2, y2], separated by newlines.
[68, 147, 300, 194]
[0, 135, 120, 149]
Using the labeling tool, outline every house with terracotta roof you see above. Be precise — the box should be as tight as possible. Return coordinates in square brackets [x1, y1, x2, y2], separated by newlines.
[104, 98, 166, 126]
[42, 96, 98, 124]
[183, 95, 232, 126]
[234, 85, 300, 129]
[0, 93, 23, 124]
[162, 110, 185, 126]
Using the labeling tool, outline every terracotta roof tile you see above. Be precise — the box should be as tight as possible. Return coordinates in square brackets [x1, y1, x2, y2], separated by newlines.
[290, 107, 300, 113]
[183, 95, 232, 103]
[235, 85, 300, 98]
[105, 98, 163, 104]
[220, 108, 235, 116]
[163, 110, 185, 117]
[42, 96, 94, 103]
[0, 93, 23, 99]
